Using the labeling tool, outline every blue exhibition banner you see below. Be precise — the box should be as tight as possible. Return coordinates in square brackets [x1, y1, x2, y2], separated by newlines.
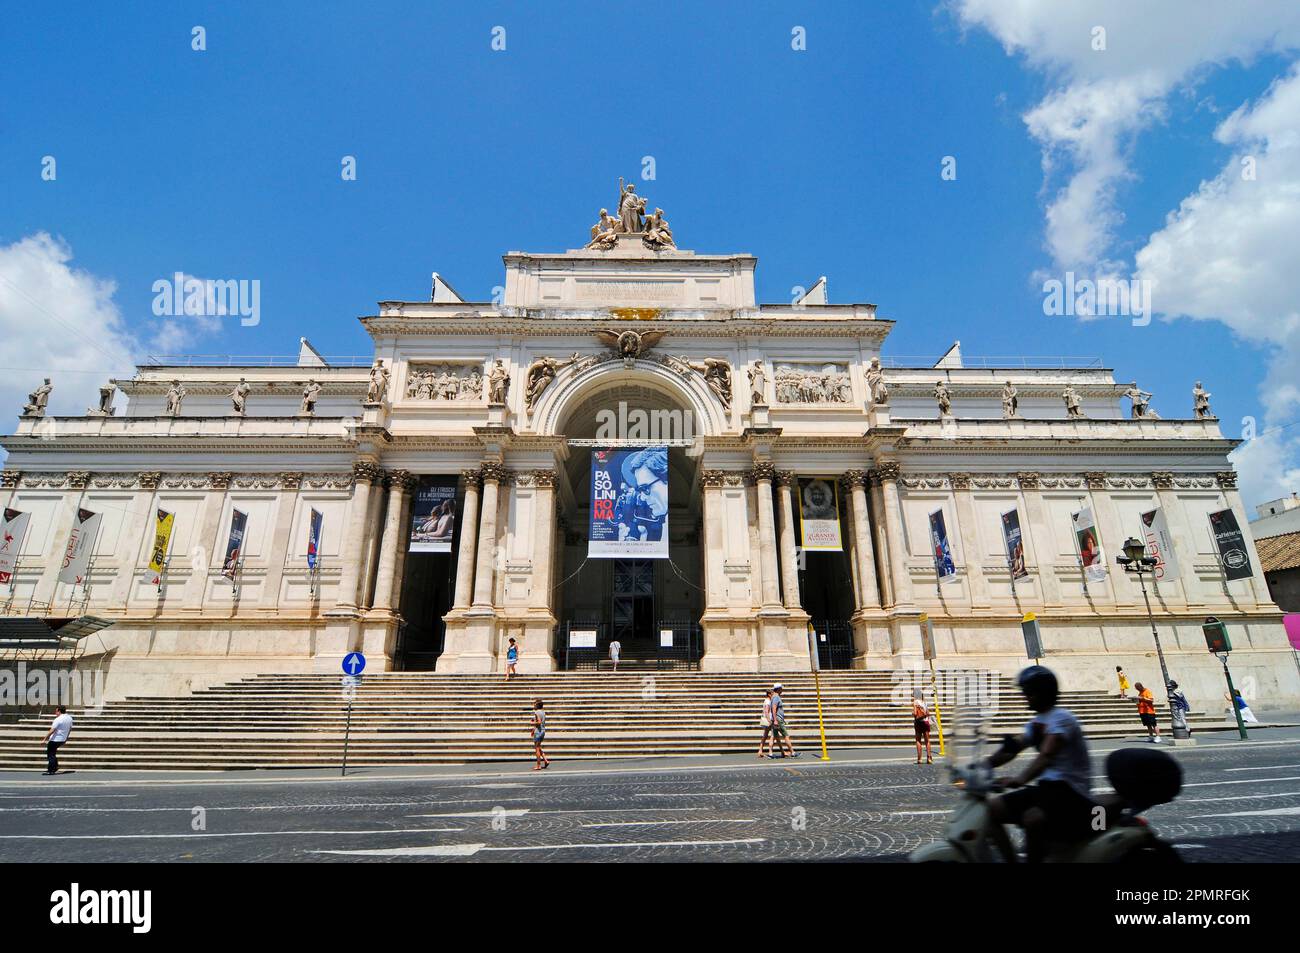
[928, 507, 958, 585]
[306, 508, 323, 570]
[588, 447, 669, 559]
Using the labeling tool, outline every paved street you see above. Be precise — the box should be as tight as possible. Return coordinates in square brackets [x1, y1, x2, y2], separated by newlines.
[2, 726, 1300, 863]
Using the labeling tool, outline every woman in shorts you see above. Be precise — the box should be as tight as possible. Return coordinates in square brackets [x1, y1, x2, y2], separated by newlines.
[913, 690, 933, 764]
[531, 699, 550, 770]
[504, 637, 518, 680]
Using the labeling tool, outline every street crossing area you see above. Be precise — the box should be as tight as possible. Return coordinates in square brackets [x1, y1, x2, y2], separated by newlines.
[2, 734, 1299, 863]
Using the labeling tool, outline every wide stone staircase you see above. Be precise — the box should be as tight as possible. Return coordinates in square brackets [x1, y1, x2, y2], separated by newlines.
[0, 671, 1227, 771]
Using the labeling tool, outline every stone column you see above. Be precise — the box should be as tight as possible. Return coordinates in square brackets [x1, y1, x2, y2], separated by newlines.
[1016, 472, 1061, 606]
[182, 471, 231, 612]
[843, 469, 881, 609]
[700, 470, 727, 610]
[873, 462, 914, 608]
[107, 471, 161, 610]
[472, 463, 506, 609]
[529, 470, 558, 607]
[869, 476, 894, 607]
[750, 464, 782, 609]
[371, 469, 414, 614]
[256, 471, 302, 611]
[949, 473, 990, 607]
[775, 471, 803, 610]
[331, 462, 381, 613]
[451, 469, 481, 610]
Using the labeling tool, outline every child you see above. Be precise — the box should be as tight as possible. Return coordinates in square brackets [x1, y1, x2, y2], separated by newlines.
[1115, 665, 1131, 699]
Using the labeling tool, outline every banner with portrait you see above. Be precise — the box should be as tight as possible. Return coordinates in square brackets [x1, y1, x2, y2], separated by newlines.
[0, 508, 31, 585]
[1138, 507, 1180, 583]
[589, 447, 669, 559]
[797, 477, 842, 551]
[409, 479, 457, 553]
[58, 508, 102, 586]
[221, 509, 248, 579]
[147, 509, 175, 583]
[1071, 505, 1107, 583]
[928, 508, 958, 585]
[1208, 508, 1254, 581]
[1000, 508, 1028, 580]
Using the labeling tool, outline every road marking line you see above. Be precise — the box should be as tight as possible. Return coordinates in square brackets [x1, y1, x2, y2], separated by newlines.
[1182, 775, 1300, 788]
[527, 808, 706, 815]
[0, 797, 536, 814]
[632, 792, 738, 797]
[890, 810, 949, 816]
[407, 809, 530, 819]
[1188, 806, 1300, 818]
[0, 827, 465, 840]
[311, 844, 487, 857]
[1222, 764, 1300, 772]
[1183, 791, 1300, 803]
[309, 837, 767, 857]
[581, 819, 756, 828]
[478, 838, 766, 851]
[0, 794, 138, 799]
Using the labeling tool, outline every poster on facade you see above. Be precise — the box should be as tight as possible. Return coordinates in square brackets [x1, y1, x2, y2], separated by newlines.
[0, 508, 31, 585]
[588, 447, 669, 559]
[797, 477, 843, 551]
[221, 509, 248, 579]
[306, 508, 323, 569]
[58, 508, 102, 586]
[1208, 508, 1254, 581]
[408, 479, 457, 553]
[1000, 508, 1029, 580]
[1070, 506, 1108, 583]
[928, 508, 958, 584]
[1139, 507, 1180, 583]
[147, 509, 174, 584]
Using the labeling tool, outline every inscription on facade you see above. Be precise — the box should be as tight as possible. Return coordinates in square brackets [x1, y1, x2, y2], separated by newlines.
[575, 280, 685, 303]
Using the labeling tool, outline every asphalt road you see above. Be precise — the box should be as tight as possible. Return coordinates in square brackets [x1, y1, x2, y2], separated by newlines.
[3, 728, 1300, 863]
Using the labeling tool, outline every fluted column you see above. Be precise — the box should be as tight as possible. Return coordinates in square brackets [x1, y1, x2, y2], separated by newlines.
[751, 464, 782, 609]
[331, 462, 381, 612]
[182, 471, 231, 612]
[949, 473, 989, 607]
[256, 472, 302, 611]
[869, 476, 894, 607]
[471, 463, 506, 609]
[451, 469, 481, 610]
[1016, 472, 1061, 605]
[529, 470, 557, 610]
[701, 469, 727, 610]
[873, 462, 914, 608]
[775, 471, 803, 610]
[372, 469, 414, 614]
[843, 469, 881, 609]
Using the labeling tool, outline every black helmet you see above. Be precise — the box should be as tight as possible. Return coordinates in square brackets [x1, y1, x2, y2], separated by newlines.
[1016, 665, 1059, 711]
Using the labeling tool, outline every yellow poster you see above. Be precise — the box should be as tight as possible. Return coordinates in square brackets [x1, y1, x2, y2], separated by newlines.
[148, 509, 175, 577]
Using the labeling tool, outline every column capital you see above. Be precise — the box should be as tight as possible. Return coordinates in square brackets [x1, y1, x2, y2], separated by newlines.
[1085, 471, 1107, 490]
[386, 468, 416, 492]
[461, 468, 483, 487]
[776, 469, 798, 488]
[949, 472, 971, 490]
[1216, 470, 1239, 489]
[701, 469, 727, 488]
[840, 469, 869, 489]
[352, 461, 382, 485]
[279, 471, 303, 490]
[1151, 470, 1175, 490]
[480, 462, 509, 484]
[66, 470, 91, 489]
[0, 470, 19, 489]
[138, 471, 162, 490]
[871, 462, 901, 484]
[1016, 471, 1040, 489]
[207, 471, 232, 490]
[749, 462, 777, 484]
[531, 468, 558, 488]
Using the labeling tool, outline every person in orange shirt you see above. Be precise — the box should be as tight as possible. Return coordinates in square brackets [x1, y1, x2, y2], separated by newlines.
[1134, 682, 1161, 743]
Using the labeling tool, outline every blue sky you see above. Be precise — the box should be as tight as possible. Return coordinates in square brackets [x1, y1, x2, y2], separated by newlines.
[4, 1, 1299, 507]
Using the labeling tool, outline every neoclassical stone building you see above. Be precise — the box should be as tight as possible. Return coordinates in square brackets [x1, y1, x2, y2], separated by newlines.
[2, 213, 1296, 706]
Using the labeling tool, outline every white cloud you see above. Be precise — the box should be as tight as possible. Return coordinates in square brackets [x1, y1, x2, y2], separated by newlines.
[0, 234, 222, 424]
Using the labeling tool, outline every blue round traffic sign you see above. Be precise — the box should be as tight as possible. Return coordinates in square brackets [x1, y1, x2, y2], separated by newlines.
[342, 652, 366, 675]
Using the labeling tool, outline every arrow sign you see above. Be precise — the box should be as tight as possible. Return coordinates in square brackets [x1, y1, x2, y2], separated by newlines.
[342, 652, 366, 675]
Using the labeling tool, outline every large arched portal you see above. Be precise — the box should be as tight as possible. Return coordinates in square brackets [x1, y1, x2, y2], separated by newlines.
[550, 377, 706, 668]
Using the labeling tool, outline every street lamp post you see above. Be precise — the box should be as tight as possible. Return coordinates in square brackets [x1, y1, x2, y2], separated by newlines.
[1117, 536, 1191, 741]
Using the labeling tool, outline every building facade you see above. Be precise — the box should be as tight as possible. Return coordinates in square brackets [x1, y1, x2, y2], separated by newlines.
[3, 211, 1297, 707]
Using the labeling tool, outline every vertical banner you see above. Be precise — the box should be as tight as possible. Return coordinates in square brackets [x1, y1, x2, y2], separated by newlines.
[1208, 508, 1254, 581]
[58, 508, 103, 585]
[797, 477, 843, 551]
[147, 509, 175, 584]
[408, 479, 457, 553]
[928, 508, 958, 585]
[221, 509, 248, 579]
[588, 447, 669, 559]
[1000, 508, 1029, 580]
[1071, 505, 1108, 583]
[0, 508, 31, 585]
[306, 508, 323, 569]
[1139, 507, 1180, 583]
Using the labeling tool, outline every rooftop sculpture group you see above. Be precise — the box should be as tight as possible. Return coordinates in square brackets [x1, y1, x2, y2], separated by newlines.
[587, 177, 675, 251]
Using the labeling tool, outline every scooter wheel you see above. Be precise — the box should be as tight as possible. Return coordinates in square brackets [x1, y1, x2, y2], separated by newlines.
[1113, 841, 1183, 865]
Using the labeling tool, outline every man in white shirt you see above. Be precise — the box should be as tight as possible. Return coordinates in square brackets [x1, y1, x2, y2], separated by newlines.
[42, 705, 73, 776]
[609, 639, 621, 672]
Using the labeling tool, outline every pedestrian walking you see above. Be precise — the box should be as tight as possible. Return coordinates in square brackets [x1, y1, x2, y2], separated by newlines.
[504, 637, 519, 680]
[609, 638, 621, 672]
[531, 699, 550, 770]
[1135, 682, 1161, 742]
[42, 705, 73, 776]
[1226, 688, 1259, 724]
[912, 690, 933, 764]
[1115, 666, 1131, 699]
[1167, 680, 1190, 736]
[769, 683, 798, 758]
[757, 688, 775, 759]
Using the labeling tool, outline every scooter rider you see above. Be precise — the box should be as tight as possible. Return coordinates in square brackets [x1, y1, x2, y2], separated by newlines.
[985, 665, 1096, 862]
